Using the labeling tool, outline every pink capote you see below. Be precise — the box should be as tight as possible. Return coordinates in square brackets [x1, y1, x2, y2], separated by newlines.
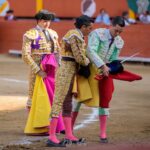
[41, 53, 65, 133]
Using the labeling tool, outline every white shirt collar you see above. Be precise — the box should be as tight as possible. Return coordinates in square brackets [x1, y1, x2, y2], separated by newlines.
[36, 25, 45, 31]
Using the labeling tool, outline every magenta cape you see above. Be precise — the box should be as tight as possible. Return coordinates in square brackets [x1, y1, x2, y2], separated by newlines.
[41, 54, 64, 132]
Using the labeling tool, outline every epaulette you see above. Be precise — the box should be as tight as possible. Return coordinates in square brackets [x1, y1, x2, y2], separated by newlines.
[24, 28, 39, 40]
[94, 28, 124, 49]
[63, 29, 84, 42]
[95, 28, 108, 41]
[114, 36, 124, 49]
[47, 29, 58, 40]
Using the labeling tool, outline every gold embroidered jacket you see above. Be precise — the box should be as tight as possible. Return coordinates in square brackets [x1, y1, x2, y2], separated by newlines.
[61, 29, 89, 66]
[22, 27, 60, 73]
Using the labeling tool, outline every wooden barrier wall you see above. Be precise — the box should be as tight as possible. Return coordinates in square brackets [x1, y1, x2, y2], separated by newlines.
[8, 0, 128, 17]
[0, 20, 150, 58]
[8, 0, 36, 17]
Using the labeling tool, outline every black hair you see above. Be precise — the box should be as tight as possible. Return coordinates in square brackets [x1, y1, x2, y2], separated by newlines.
[6, 9, 14, 14]
[35, 9, 55, 21]
[74, 15, 94, 29]
[122, 11, 129, 17]
[112, 16, 125, 27]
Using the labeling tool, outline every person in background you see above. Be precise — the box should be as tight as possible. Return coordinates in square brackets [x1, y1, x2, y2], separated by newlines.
[146, 11, 150, 23]
[4, 9, 16, 20]
[95, 8, 111, 26]
[139, 11, 150, 24]
[122, 11, 136, 26]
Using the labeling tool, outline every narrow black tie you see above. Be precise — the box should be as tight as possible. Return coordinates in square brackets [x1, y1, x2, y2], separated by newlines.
[43, 29, 51, 42]
[109, 38, 114, 49]
[43, 30, 54, 52]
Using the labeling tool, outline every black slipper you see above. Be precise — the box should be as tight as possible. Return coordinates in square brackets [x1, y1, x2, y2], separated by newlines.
[68, 138, 86, 144]
[60, 139, 72, 145]
[100, 138, 108, 143]
[46, 139, 66, 147]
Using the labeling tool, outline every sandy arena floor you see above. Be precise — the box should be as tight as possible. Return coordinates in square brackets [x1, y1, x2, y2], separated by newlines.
[0, 54, 150, 150]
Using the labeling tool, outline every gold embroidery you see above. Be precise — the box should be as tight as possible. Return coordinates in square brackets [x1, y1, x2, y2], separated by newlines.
[22, 28, 60, 107]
